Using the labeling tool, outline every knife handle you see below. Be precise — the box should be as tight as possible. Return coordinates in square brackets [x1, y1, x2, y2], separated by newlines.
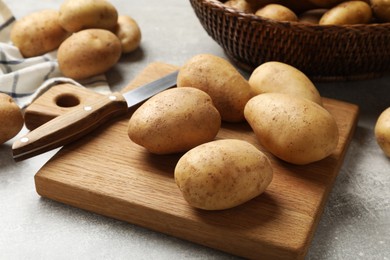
[12, 92, 128, 161]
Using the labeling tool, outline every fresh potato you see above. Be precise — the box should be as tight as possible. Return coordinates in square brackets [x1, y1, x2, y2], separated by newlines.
[255, 4, 298, 22]
[371, 0, 390, 22]
[175, 139, 273, 210]
[114, 15, 142, 54]
[224, 0, 255, 12]
[375, 107, 390, 157]
[299, 9, 328, 24]
[319, 1, 372, 25]
[57, 29, 122, 80]
[0, 94, 24, 144]
[244, 93, 339, 165]
[10, 9, 69, 58]
[128, 87, 221, 154]
[245, 0, 317, 13]
[177, 54, 252, 123]
[248, 61, 323, 105]
[59, 0, 118, 32]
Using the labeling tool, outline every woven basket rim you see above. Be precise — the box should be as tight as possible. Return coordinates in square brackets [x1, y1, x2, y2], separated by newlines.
[198, 0, 390, 30]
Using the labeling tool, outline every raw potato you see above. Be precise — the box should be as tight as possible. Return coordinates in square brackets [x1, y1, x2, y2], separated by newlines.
[224, 0, 255, 12]
[57, 29, 122, 80]
[10, 9, 69, 58]
[59, 0, 118, 32]
[375, 107, 390, 157]
[248, 61, 323, 105]
[0, 94, 24, 144]
[255, 4, 298, 22]
[175, 139, 273, 210]
[177, 54, 252, 123]
[319, 1, 372, 25]
[114, 15, 142, 53]
[244, 93, 339, 165]
[371, 0, 390, 22]
[128, 87, 221, 155]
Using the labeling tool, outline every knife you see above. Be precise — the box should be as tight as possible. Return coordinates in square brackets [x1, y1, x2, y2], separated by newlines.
[12, 70, 179, 161]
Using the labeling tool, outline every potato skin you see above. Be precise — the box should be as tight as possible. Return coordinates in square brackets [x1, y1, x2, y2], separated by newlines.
[57, 29, 122, 80]
[114, 15, 142, 53]
[175, 139, 273, 210]
[371, 0, 390, 22]
[255, 4, 298, 22]
[59, 0, 118, 32]
[319, 1, 372, 25]
[375, 107, 390, 157]
[177, 54, 252, 123]
[0, 94, 24, 144]
[299, 9, 328, 24]
[224, 0, 255, 12]
[248, 61, 322, 105]
[128, 87, 221, 154]
[244, 93, 339, 165]
[10, 9, 69, 58]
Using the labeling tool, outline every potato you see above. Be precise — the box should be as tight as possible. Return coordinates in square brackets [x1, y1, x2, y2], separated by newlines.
[319, 1, 372, 25]
[10, 9, 69, 58]
[57, 29, 122, 80]
[175, 139, 273, 210]
[0, 94, 24, 144]
[177, 54, 252, 123]
[224, 0, 255, 13]
[371, 0, 390, 22]
[375, 107, 390, 157]
[128, 87, 221, 154]
[244, 93, 339, 165]
[255, 4, 298, 22]
[299, 9, 328, 24]
[246, 0, 317, 13]
[59, 0, 118, 32]
[114, 15, 142, 54]
[248, 61, 323, 105]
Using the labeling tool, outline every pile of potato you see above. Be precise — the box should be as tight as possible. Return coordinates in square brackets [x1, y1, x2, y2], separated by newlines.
[221, 0, 390, 25]
[127, 53, 341, 210]
[10, 0, 141, 80]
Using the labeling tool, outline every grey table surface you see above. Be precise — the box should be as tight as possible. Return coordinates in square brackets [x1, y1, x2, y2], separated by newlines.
[1, 0, 389, 259]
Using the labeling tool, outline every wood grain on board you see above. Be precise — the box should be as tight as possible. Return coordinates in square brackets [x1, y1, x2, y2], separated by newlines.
[32, 62, 359, 259]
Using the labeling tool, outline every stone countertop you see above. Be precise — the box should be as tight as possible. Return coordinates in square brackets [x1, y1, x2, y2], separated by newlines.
[1, 0, 389, 259]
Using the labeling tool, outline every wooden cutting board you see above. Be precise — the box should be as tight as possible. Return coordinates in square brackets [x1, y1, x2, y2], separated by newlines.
[33, 62, 359, 259]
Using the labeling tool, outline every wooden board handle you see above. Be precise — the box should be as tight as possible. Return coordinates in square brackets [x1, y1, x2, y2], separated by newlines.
[12, 92, 128, 161]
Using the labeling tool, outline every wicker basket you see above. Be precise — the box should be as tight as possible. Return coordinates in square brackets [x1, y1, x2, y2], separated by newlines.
[190, 0, 390, 81]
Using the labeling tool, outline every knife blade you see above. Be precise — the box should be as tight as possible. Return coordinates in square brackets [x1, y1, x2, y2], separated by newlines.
[12, 70, 179, 161]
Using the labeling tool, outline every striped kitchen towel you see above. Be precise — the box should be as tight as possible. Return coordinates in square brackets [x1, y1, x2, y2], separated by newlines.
[0, 0, 111, 108]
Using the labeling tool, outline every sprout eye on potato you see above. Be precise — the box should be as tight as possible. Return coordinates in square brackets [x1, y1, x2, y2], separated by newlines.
[174, 139, 273, 210]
